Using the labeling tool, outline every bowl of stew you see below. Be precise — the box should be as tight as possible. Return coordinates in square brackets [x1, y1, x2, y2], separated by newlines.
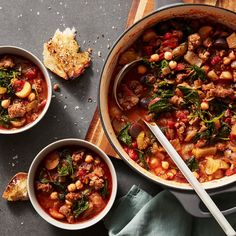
[99, 4, 236, 190]
[27, 139, 117, 230]
[0, 46, 51, 134]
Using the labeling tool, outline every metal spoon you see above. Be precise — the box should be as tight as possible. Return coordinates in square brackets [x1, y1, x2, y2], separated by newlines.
[113, 58, 143, 111]
[144, 121, 236, 236]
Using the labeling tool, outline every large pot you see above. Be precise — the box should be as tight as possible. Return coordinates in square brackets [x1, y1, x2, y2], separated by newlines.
[99, 4, 236, 217]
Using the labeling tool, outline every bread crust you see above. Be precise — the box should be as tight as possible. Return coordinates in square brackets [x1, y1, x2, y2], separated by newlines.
[43, 28, 91, 80]
[2, 172, 28, 201]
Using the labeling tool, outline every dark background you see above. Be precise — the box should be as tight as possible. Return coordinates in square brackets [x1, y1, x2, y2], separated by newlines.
[0, 1, 164, 235]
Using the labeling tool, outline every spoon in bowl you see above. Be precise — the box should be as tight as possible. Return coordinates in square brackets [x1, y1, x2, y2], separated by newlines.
[113, 58, 143, 111]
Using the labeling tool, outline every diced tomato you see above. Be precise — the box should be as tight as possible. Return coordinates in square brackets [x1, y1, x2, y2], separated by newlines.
[225, 168, 236, 176]
[77, 168, 87, 177]
[210, 56, 221, 65]
[124, 147, 138, 161]
[159, 52, 164, 60]
[13, 80, 25, 92]
[163, 32, 172, 40]
[132, 141, 137, 148]
[24, 67, 38, 80]
[175, 110, 188, 120]
[224, 117, 231, 125]
[162, 38, 178, 49]
[174, 63, 185, 71]
[167, 120, 175, 129]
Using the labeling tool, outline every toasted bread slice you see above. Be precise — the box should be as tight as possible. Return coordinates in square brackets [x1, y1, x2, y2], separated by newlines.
[43, 27, 91, 80]
[2, 172, 28, 201]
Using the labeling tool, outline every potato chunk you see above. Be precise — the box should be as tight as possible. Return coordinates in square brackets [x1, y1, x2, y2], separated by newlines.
[15, 81, 32, 98]
[192, 147, 217, 159]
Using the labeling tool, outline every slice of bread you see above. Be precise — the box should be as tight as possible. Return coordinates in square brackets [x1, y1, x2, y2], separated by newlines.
[2, 172, 28, 201]
[43, 27, 91, 80]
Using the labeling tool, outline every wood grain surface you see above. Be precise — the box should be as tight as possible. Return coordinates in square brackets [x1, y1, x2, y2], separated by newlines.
[85, 0, 235, 158]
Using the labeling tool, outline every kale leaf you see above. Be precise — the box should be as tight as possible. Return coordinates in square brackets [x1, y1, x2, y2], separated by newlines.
[177, 86, 200, 107]
[155, 81, 175, 98]
[73, 198, 89, 218]
[100, 179, 109, 198]
[148, 98, 173, 115]
[189, 65, 206, 82]
[118, 124, 132, 146]
[58, 149, 74, 176]
[0, 110, 10, 127]
[186, 157, 199, 171]
[137, 150, 149, 170]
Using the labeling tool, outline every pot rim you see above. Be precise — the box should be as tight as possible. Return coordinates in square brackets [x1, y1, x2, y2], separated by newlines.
[98, 3, 236, 191]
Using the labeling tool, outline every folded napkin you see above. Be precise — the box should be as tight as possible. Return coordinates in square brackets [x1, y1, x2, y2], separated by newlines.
[104, 185, 236, 236]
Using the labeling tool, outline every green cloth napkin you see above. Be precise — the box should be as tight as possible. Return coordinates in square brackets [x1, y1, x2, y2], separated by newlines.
[104, 185, 236, 236]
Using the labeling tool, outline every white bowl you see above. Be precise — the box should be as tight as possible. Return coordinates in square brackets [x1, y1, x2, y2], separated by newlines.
[27, 139, 117, 230]
[0, 46, 52, 134]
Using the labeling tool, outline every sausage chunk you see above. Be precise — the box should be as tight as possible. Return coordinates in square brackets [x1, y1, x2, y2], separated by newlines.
[8, 102, 26, 119]
[0, 56, 15, 68]
[188, 33, 201, 51]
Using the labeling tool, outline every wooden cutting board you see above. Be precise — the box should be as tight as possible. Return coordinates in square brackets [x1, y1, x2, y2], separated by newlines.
[85, 0, 236, 159]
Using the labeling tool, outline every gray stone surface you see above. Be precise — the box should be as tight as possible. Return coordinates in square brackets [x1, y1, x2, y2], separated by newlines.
[0, 1, 162, 235]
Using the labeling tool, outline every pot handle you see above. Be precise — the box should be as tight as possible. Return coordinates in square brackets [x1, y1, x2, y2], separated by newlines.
[170, 183, 236, 218]
[154, 0, 184, 11]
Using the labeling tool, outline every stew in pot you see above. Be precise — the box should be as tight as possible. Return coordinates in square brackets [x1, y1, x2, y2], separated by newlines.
[109, 18, 236, 183]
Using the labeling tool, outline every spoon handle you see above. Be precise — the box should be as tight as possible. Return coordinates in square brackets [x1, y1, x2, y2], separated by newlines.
[144, 121, 236, 236]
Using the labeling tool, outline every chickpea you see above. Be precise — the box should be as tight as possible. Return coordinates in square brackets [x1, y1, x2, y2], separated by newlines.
[28, 92, 36, 101]
[75, 180, 83, 190]
[167, 172, 174, 179]
[229, 51, 235, 60]
[149, 157, 159, 169]
[193, 171, 199, 179]
[161, 161, 169, 170]
[223, 57, 231, 65]
[168, 60, 177, 69]
[164, 51, 173, 60]
[67, 183, 76, 192]
[137, 65, 147, 74]
[150, 53, 159, 62]
[1, 99, 10, 109]
[50, 192, 59, 200]
[220, 71, 232, 80]
[231, 61, 236, 69]
[85, 154, 94, 163]
[170, 169, 177, 175]
[200, 101, 209, 110]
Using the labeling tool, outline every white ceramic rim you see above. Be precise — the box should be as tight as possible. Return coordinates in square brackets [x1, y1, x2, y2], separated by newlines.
[0, 45, 52, 134]
[27, 138, 117, 230]
[99, 4, 236, 190]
